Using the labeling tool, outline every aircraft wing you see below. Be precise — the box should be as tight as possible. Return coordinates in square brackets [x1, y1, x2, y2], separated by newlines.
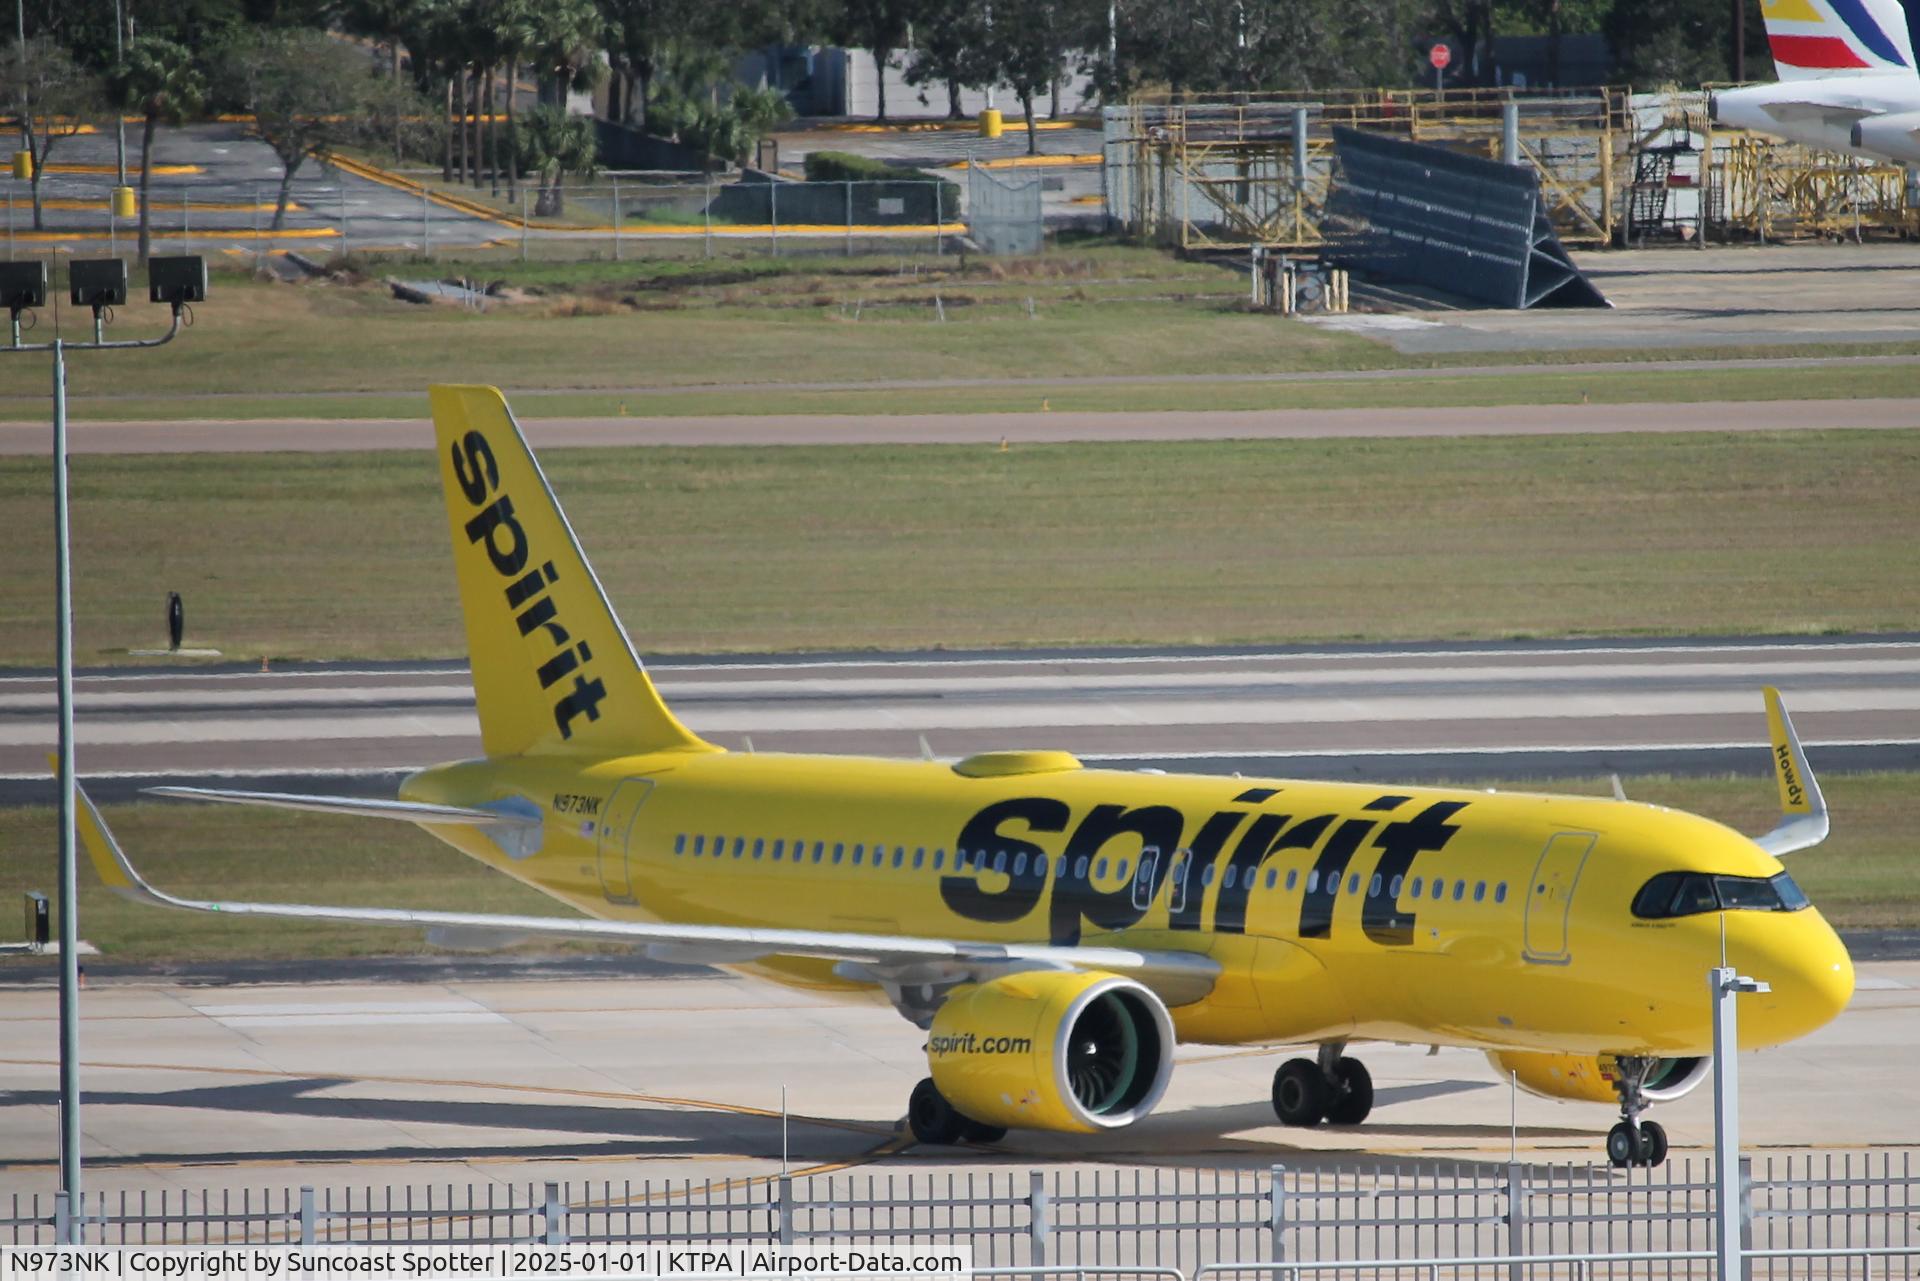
[146, 786, 539, 827]
[1762, 100, 1877, 130]
[1753, 686, 1829, 857]
[76, 781, 1219, 1011]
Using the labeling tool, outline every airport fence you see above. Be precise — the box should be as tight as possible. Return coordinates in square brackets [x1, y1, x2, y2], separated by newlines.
[7, 1153, 1920, 1275]
[0, 174, 969, 268]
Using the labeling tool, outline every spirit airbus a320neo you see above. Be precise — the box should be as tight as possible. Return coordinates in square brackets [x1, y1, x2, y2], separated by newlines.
[78, 385, 1854, 1168]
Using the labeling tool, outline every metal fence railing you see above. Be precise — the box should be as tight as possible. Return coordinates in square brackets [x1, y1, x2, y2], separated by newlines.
[967, 162, 1043, 255]
[0, 174, 964, 266]
[6, 1153, 1920, 1276]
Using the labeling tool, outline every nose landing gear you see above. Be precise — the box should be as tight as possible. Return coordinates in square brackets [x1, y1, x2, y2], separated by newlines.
[1607, 1056, 1670, 1167]
[1272, 1043, 1375, 1127]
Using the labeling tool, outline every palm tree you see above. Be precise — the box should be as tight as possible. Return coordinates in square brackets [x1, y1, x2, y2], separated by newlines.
[113, 36, 205, 263]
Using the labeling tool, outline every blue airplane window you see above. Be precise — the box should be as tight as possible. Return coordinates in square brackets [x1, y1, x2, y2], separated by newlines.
[1013, 852, 1029, 876]
[1409, 876, 1421, 896]
[934, 849, 946, 870]
[691, 835, 703, 855]
[1117, 860, 1130, 880]
[1495, 882, 1508, 903]
[913, 848, 925, 869]
[732, 837, 745, 858]
[1452, 880, 1465, 901]
[1223, 867, 1237, 890]
[674, 834, 686, 855]
[752, 839, 764, 860]
[1389, 875, 1403, 898]
[1266, 869, 1278, 889]
[1306, 870, 1319, 893]
[1348, 873, 1361, 896]
[852, 845, 865, 865]
[770, 840, 783, 861]
[1075, 857, 1090, 879]
[1286, 869, 1299, 891]
[1474, 881, 1486, 902]
[1200, 863, 1215, 886]
[833, 844, 844, 864]
[1368, 874, 1382, 898]
[1327, 875, 1338, 899]
[713, 834, 724, 854]
[813, 842, 825, 863]
[993, 851, 1007, 873]
[893, 847, 905, 869]
[1432, 878, 1444, 900]
[1035, 854, 1049, 876]
[1095, 858, 1108, 880]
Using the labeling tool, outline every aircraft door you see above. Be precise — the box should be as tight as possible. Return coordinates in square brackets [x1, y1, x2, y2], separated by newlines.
[596, 779, 656, 905]
[1522, 831, 1596, 964]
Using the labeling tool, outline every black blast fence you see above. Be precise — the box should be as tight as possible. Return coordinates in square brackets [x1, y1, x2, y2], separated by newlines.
[1325, 126, 1609, 310]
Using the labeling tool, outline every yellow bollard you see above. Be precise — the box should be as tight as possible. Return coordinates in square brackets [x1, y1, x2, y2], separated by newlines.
[10, 152, 32, 180]
[978, 108, 1003, 139]
[112, 185, 137, 218]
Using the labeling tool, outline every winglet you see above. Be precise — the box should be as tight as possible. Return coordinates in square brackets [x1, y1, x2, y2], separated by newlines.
[1754, 686, 1830, 856]
[64, 770, 176, 908]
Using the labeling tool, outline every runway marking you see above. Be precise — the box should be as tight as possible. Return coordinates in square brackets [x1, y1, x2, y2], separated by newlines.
[2, 638, 1915, 686]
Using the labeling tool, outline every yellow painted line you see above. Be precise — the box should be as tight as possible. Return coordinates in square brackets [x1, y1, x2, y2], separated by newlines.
[943, 153, 1100, 170]
[2, 159, 202, 176]
[810, 117, 1086, 134]
[328, 151, 520, 229]
[1, 227, 336, 244]
[34, 198, 293, 213]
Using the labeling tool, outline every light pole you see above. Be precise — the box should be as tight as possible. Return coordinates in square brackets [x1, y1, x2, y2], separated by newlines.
[112, 0, 127, 187]
[1711, 962, 1770, 1281]
[0, 253, 206, 1243]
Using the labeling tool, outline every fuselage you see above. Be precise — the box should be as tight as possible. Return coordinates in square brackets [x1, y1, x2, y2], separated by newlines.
[404, 748, 1854, 1060]
[1712, 72, 1920, 158]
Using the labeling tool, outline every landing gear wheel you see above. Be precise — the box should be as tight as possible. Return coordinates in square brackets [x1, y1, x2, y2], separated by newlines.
[1324, 1058, 1375, 1126]
[1606, 1120, 1646, 1168]
[961, 1119, 1008, 1144]
[1637, 1120, 1669, 1167]
[908, 1078, 965, 1146]
[1272, 1058, 1330, 1127]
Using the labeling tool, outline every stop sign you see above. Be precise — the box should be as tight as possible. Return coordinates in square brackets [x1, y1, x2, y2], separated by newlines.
[1429, 42, 1452, 70]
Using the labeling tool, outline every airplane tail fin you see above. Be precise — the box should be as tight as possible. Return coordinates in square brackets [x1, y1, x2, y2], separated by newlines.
[428, 385, 715, 759]
[1759, 0, 1915, 80]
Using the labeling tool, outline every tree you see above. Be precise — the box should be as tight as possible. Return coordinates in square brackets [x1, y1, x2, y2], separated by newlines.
[904, 0, 995, 119]
[829, 0, 916, 122]
[597, 0, 715, 133]
[8, 37, 104, 231]
[228, 29, 376, 229]
[1605, 0, 1771, 86]
[982, 0, 1073, 153]
[111, 36, 205, 263]
[514, 103, 597, 214]
[653, 77, 793, 169]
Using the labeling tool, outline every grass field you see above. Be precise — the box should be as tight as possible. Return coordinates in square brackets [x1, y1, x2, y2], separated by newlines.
[0, 773, 1910, 965]
[1, 431, 1915, 665]
[3, 261, 1917, 423]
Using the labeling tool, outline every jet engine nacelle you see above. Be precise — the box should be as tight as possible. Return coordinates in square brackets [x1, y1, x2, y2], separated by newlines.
[1486, 1051, 1711, 1105]
[927, 970, 1174, 1133]
[1850, 110, 1920, 163]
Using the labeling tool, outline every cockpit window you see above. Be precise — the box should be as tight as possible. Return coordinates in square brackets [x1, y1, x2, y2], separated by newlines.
[1632, 870, 1812, 920]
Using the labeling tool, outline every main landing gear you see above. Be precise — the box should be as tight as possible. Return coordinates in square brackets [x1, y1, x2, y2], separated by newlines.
[907, 1078, 1007, 1146]
[1271, 1043, 1374, 1127]
[1606, 1055, 1669, 1168]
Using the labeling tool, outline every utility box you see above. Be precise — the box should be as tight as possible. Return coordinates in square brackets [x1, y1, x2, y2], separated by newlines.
[24, 891, 49, 950]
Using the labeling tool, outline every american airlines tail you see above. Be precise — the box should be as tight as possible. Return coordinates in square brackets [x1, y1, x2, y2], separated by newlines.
[1758, 0, 1914, 79]
[1712, 0, 1920, 160]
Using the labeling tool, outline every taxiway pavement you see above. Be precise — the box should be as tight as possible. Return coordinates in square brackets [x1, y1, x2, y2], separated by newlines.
[1, 636, 1914, 801]
[0, 959, 1915, 1197]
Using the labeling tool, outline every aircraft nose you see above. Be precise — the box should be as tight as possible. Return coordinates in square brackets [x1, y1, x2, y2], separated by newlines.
[1728, 911, 1855, 1047]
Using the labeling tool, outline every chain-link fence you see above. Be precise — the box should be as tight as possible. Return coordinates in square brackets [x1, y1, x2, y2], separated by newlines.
[0, 174, 964, 266]
[966, 162, 1044, 255]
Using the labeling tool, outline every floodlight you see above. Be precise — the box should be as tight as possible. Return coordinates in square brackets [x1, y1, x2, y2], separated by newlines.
[148, 256, 207, 306]
[69, 258, 128, 309]
[0, 261, 46, 313]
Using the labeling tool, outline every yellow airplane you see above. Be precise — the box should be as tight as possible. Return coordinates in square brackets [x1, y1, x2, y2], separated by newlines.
[76, 384, 1854, 1169]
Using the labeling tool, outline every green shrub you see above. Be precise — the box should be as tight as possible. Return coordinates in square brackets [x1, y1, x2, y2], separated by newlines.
[803, 150, 960, 218]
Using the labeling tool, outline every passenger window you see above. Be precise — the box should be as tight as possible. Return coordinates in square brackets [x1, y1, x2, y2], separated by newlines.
[1347, 873, 1361, 896]
[832, 843, 845, 864]
[1474, 881, 1486, 902]
[1201, 863, 1215, 886]
[1306, 870, 1319, 893]
[1266, 869, 1278, 890]
[732, 837, 745, 858]
[893, 847, 906, 869]
[1096, 859, 1108, 880]
[992, 851, 1007, 873]
[913, 848, 925, 869]
[1410, 875, 1422, 896]
[812, 842, 825, 863]
[1286, 869, 1299, 891]
[852, 844, 865, 865]
[934, 850, 946, 870]
[674, 834, 686, 855]
[1494, 882, 1508, 903]
[770, 839, 783, 861]
[1452, 880, 1465, 901]
[1368, 874, 1382, 898]
[752, 839, 764, 860]
[692, 835, 705, 856]
[1223, 867, 1238, 890]
[1013, 852, 1029, 876]
[1389, 874, 1403, 898]
[1075, 856, 1090, 879]
[1035, 854, 1049, 876]
[1431, 879, 1444, 900]
[1117, 860, 1130, 880]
